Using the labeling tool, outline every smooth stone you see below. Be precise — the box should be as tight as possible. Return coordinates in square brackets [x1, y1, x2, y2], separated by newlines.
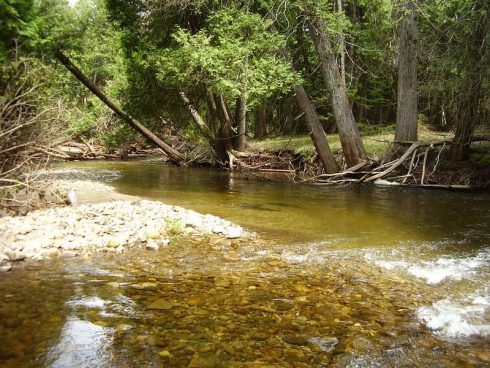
[307, 336, 339, 352]
[6, 250, 25, 261]
[146, 230, 160, 240]
[41, 248, 60, 258]
[212, 225, 225, 234]
[187, 296, 205, 306]
[106, 239, 120, 248]
[60, 251, 78, 258]
[273, 299, 294, 311]
[116, 324, 133, 332]
[147, 299, 173, 310]
[17, 226, 33, 235]
[283, 335, 308, 346]
[0, 265, 12, 272]
[146, 240, 159, 251]
[214, 278, 231, 288]
[476, 351, 490, 362]
[132, 282, 158, 290]
[225, 227, 242, 239]
[188, 354, 217, 368]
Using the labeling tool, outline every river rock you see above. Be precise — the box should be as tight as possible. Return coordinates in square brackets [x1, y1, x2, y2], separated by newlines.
[188, 354, 217, 368]
[147, 299, 173, 310]
[212, 225, 225, 234]
[0, 264, 12, 272]
[146, 240, 159, 251]
[42, 248, 60, 257]
[5, 250, 25, 262]
[307, 336, 339, 352]
[225, 227, 242, 239]
[132, 282, 158, 290]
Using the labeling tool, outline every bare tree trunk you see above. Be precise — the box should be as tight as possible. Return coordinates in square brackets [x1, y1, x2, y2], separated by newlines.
[294, 84, 340, 173]
[178, 91, 214, 142]
[234, 95, 247, 151]
[255, 106, 267, 138]
[451, 0, 488, 162]
[307, 14, 367, 167]
[54, 50, 185, 164]
[337, 0, 346, 86]
[395, 0, 418, 142]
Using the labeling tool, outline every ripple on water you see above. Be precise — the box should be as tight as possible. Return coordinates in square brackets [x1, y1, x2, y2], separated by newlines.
[361, 244, 490, 340]
[418, 292, 490, 338]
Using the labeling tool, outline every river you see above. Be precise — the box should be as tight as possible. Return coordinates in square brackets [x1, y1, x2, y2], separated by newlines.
[0, 159, 489, 367]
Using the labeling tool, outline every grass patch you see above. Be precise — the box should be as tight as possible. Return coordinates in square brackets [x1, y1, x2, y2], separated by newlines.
[249, 124, 452, 160]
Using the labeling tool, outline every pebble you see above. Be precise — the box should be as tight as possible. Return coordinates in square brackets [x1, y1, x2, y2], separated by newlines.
[0, 199, 250, 270]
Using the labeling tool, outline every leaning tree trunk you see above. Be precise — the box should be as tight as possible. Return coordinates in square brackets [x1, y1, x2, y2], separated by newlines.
[307, 14, 367, 167]
[54, 50, 185, 164]
[294, 84, 340, 174]
[451, 0, 488, 162]
[395, 0, 418, 142]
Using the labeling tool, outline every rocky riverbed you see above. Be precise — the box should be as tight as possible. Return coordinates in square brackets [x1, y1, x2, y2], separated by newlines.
[0, 168, 251, 271]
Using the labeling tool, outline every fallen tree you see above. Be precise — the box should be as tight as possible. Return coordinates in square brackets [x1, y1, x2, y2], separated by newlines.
[54, 50, 186, 165]
[300, 138, 490, 189]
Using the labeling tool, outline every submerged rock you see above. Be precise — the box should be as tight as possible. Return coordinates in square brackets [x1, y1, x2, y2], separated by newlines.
[307, 336, 339, 352]
[146, 299, 173, 310]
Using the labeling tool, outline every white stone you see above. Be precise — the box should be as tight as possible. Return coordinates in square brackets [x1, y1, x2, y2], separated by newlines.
[212, 225, 225, 234]
[225, 227, 242, 239]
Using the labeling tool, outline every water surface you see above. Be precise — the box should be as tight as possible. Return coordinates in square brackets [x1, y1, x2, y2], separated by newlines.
[0, 160, 489, 367]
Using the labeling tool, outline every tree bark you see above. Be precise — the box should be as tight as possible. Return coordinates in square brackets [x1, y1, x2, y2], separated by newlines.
[294, 84, 340, 173]
[271, 25, 339, 174]
[307, 14, 367, 167]
[337, 0, 346, 87]
[395, 0, 418, 142]
[255, 106, 267, 138]
[54, 50, 185, 164]
[234, 95, 247, 151]
[178, 91, 214, 142]
[451, 0, 488, 162]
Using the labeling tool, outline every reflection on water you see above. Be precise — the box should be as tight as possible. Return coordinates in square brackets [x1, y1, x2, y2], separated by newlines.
[0, 160, 488, 367]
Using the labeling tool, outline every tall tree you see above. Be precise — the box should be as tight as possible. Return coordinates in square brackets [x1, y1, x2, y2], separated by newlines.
[395, 0, 418, 142]
[451, 0, 489, 161]
[304, 4, 367, 167]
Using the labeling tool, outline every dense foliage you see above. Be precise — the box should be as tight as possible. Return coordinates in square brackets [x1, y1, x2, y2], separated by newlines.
[0, 0, 488, 167]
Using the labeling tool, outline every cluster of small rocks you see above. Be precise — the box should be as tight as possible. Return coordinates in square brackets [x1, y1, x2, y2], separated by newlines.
[0, 199, 247, 271]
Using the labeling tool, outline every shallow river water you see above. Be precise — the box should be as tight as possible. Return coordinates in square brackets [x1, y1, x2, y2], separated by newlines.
[0, 160, 489, 367]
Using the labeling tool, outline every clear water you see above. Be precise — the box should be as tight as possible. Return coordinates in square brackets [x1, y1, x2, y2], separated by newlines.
[0, 159, 488, 367]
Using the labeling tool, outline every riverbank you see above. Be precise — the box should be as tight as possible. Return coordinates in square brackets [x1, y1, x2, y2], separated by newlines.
[0, 169, 251, 271]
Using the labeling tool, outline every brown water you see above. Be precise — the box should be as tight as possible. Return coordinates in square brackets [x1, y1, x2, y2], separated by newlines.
[0, 160, 489, 367]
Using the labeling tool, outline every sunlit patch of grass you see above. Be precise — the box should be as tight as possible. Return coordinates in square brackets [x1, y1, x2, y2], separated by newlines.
[249, 124, 453, 160]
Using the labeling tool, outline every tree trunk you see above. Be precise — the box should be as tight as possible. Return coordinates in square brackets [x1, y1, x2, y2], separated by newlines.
[451, 0, 488, 162]
[307, 14, 367, 167]
[294, 84, 340, 173]
[337, 0, 346, 87]
[178, 91, 214, 142]
[234, 95, 247, 151]
[54, 50, 185, 164]
[255, 106, 267, 138]
[395, 0, 418, 142]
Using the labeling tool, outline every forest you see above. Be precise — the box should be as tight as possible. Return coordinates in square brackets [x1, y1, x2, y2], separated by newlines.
[1, 2, 490, 366]
[1, 0, 489, 206]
